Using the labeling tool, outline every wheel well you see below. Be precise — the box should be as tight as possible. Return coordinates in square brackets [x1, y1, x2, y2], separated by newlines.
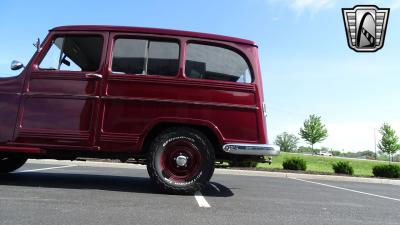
[141, 123, 222, 155]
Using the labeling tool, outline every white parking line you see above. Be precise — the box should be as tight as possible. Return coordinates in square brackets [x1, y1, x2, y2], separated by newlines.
[194, 191, 211, 208]
[291, 178, 400, 202]
[17, 165, 76, 173]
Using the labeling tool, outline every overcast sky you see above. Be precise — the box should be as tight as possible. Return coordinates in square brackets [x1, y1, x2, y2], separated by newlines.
[0, 0, 399, 152]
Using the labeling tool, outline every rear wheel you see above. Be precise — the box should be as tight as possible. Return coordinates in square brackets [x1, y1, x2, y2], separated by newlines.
[0, 157, 28, 173]
[147, 127, 215, 194]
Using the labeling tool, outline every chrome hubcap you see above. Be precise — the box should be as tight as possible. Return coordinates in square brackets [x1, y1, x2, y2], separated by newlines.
[175, 155, 188, 167]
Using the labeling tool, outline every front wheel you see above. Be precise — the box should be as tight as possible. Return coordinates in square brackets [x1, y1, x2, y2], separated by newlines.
[0, 157, 28, 173]
[147, 127, 215, 194]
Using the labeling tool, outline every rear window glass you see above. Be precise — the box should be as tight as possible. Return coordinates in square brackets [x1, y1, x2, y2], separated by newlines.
[185, 43, 252, 83]
[112, 38, 179, 76]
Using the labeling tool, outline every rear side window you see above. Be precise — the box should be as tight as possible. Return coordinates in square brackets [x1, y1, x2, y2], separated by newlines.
[185, 44, 252, 83]
[112, 38, 179, 76]
[39, 36, 103, 72]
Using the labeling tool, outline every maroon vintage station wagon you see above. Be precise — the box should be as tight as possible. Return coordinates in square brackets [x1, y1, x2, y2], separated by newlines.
[0, 25, 279, 194]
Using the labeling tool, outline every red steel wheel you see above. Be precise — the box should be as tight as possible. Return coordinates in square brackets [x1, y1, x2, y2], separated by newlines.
[147, 127, 215, 194]
[160, 140, 202, 183]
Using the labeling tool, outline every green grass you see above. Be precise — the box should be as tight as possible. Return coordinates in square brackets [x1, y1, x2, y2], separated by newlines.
[257, 152, 400, 177]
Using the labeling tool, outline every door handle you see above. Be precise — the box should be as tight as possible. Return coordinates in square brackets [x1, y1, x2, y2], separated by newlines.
[85, 73, 103, 80]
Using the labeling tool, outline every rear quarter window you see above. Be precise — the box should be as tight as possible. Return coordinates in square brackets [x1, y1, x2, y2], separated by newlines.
[185, 43, 252, 83]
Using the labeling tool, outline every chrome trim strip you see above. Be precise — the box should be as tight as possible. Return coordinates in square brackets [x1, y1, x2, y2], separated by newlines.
[101, 96, 257, 110]
[22, 92, 99, 99]
[222, 143, 280, 156]
[108, 75, 256, 92]
[0, 92, 22, 95]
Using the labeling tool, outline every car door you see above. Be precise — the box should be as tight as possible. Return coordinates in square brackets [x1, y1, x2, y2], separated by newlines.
[97, 33, 181, 152]
[14, 31, 108, 149]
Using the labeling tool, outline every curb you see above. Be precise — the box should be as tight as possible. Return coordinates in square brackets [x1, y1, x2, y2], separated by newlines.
[27, 159, 400, 186]
[215, 169, 400, 186]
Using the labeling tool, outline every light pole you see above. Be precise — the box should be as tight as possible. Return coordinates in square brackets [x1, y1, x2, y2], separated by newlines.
[374, 128, 377, 160]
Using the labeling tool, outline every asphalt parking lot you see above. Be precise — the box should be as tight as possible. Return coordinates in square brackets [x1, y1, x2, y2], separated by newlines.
[1, 161, 399, 225]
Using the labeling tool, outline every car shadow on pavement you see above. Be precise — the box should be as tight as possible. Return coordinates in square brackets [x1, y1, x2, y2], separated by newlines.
[201, 182, 234, 197]
[0, 172, 234, 197]
[0, 172, 160, 194]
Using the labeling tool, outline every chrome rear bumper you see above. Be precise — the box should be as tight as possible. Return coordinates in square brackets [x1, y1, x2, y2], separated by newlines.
[222, 143, 280, 156]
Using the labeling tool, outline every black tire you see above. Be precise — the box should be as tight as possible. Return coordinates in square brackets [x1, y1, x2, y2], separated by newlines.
[147, 127, 215, 194]
[0, 157, 28, 173]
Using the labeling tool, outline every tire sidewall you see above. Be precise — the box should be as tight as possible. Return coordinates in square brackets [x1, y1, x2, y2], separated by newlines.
[148, 128, 214, 192]
[0, 157, 28, 173]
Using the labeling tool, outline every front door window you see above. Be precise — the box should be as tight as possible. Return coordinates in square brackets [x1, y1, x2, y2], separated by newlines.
[39, 36, 103, 72]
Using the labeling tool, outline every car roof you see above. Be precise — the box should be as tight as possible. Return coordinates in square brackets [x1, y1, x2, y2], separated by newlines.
[51, 25, 257, 46]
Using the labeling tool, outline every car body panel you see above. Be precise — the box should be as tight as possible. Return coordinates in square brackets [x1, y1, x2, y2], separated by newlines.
[0, 25, 273, 158]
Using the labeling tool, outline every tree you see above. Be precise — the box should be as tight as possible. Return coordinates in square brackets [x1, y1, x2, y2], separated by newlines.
[299, 114, 328, 150]
[274, 132, 299, 152]
[331, 150, 342, 157]
[377, 123, 400, 163]
[361, 150, 375, 159]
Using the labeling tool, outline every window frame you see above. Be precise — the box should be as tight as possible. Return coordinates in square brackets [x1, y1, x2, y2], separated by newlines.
[108, 33, 181, 79]
[33, 32, 107, 75]
[183, 40, 254, 84]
